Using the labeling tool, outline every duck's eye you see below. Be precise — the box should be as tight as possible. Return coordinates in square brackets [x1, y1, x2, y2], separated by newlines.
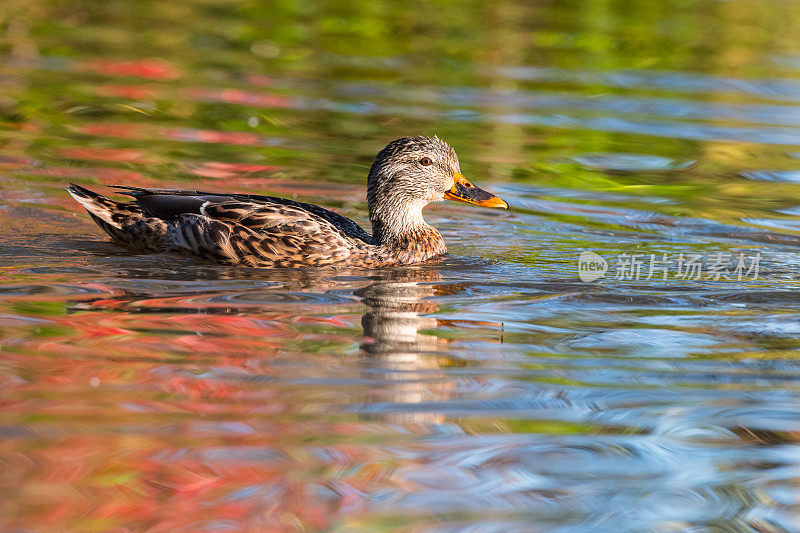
[419, 157, 433, 167]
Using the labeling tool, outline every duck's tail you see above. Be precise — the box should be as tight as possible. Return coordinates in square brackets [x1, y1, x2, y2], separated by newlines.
[67, 184, 168, 251]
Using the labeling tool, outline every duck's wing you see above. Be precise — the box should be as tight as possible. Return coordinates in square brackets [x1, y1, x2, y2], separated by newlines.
[173, 200, 364, 267]
[110, 186, 372, 243]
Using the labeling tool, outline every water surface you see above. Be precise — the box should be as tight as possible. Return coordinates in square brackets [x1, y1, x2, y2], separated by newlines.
[3, 0, 800, 530]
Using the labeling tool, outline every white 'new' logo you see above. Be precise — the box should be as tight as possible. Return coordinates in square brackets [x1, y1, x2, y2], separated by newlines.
[578, 251, 608, 282]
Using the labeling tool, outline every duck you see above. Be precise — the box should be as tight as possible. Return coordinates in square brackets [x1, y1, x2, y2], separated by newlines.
[67, 136, 508, 268]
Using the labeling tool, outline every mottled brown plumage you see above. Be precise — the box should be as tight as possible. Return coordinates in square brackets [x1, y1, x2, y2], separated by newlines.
[68, 136, 507, 268]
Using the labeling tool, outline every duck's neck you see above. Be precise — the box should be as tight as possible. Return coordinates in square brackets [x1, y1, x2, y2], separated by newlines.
[369, 199, 446, 261]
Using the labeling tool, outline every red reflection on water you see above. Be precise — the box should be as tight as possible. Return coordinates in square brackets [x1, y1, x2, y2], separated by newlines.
[187, 88, 293, 109]
[76, 123, 268, 147]
[95, 84, 295, 111]
[0, 156, 38, 169]
[0, 274, 461, 531]
[190, 161, 282, 179]
[20, 165, 145, 182]
[78, 123, 147, 140]
[59, 147, 151, 164]
[81, 58, 180, 81]
[94, 84, 158, 99]
[162, 127, 263, 146]
[28, 306, 311, 359]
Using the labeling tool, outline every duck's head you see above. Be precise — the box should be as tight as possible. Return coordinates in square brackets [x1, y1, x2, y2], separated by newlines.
[367, 136, 507, 244]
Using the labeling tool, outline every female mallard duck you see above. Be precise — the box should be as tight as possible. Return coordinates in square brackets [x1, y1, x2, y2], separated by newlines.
[67, 136, 508, 268]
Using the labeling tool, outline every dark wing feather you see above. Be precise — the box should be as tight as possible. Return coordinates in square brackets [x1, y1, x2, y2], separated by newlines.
[169, 200, 360, 267]
[110, 185, 372, 243]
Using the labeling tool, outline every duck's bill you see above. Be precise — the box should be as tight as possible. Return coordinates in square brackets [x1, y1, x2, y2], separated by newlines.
[444, 172, 509, 209]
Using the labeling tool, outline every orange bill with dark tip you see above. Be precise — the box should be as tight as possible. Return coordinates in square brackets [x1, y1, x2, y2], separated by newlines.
[444, 172, 508, 209]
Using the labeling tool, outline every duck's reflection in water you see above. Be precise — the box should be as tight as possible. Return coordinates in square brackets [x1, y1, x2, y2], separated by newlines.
[72, 260, 498, 428]
[356, 269, 459, 424]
